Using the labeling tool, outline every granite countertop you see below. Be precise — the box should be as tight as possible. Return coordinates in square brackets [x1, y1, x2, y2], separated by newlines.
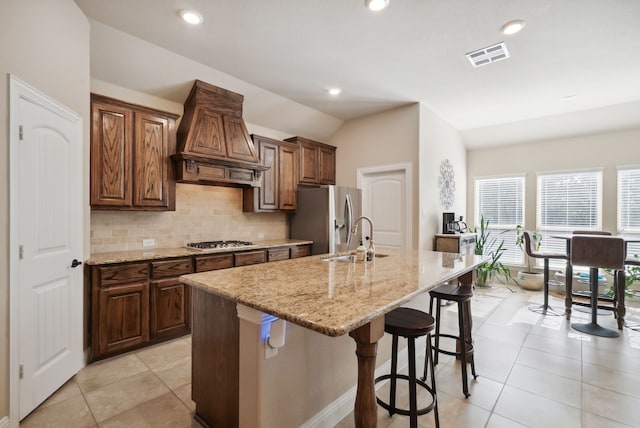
[86, 239, 313, 265]
[180, 249, 484, 337]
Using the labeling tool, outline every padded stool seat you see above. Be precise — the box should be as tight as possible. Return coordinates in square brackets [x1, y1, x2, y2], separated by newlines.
[375, 307, 439, 428]
[427, 283, 477, 398]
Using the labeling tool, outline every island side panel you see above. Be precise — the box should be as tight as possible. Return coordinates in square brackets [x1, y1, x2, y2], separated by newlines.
[192, 288, 239, 427]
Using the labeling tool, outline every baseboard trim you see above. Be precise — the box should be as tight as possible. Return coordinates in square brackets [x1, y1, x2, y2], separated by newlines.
[300, 337, 426, 428]
[0, 416, 10, 428]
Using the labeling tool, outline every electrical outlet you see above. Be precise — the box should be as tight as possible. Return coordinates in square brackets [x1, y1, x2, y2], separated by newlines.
[142, 239, 156, 248]
[258, 233, 265, 239]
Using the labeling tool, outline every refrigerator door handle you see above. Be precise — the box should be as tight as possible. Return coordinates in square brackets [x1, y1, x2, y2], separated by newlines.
[345, 193, 354, 248]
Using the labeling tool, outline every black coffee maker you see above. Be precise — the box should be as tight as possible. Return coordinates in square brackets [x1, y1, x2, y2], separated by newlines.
[442, 212, 467, 234]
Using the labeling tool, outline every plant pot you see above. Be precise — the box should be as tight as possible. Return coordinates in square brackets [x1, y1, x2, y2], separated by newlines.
[517, 271, 544, 291]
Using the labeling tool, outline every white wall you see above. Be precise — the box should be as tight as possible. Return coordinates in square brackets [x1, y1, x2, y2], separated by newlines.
[419, 105, 467, 250]
[466, 128, 640, 233]
[0, 0, 91, 420]
[329, 104, 420, 249]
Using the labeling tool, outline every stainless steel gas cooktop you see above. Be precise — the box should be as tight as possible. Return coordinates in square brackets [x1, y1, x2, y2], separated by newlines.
[185, 240, 255, 250]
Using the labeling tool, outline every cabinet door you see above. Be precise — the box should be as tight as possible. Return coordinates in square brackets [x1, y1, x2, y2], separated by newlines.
[298, 141, 318, 184]
[91, 101, 132, 207]
[151, 278, 191, 339]
[134, 112, 171, 208]
[318, 145, 336, 185]
[259, 140, 278, 210]
[96, 282, 149, 356]
[278, 144, 298, 211]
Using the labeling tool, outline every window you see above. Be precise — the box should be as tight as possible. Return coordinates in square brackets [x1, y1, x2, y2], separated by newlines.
[618, 167, 640, 256]
[537, 170, 602, 266]
[474, 176, 525, 265]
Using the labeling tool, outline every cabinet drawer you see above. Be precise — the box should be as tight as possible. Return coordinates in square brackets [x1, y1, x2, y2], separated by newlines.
[98, 263, 149, 286]
[268, 247, 290, 262]
[195, 254, 234, 272]
[290, 245, 311, 259]
[235, 250, 267, 266]
[151, 258, 193, 279]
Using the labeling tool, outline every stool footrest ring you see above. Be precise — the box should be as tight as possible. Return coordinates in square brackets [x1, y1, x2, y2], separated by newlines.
[375, 374, 436, 416]
[433, 333, 474, 358]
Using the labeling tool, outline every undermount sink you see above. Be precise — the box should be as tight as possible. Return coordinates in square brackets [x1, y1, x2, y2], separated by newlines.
[322, 253, 390, 262]
[322, 255, 356, 263]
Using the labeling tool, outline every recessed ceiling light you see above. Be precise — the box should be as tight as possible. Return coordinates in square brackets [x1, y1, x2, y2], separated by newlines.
[179, 10, 203, 25]
[561, 95, 577, 101]
[365, 0, 390, 12]
[328, 88, 342, 96]
[500, 19, 526, 35]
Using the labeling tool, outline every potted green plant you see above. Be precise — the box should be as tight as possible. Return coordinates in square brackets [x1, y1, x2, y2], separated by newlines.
[473, 216, 513, 287]
[514, 226, 544, 290]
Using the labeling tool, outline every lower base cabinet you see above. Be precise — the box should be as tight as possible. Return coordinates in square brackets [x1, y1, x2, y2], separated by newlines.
[89, 244, 312, 361]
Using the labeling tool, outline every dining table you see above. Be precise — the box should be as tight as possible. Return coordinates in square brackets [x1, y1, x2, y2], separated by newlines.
[550, 233, 640, 328]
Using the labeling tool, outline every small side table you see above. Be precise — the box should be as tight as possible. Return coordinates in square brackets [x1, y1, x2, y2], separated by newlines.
[434, 233, 477, 255]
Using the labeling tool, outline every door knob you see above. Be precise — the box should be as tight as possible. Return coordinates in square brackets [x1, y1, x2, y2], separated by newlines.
[71, 259, 82, 268]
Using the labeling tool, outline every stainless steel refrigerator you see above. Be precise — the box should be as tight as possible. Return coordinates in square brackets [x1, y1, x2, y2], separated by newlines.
[290, 186, 362, 255]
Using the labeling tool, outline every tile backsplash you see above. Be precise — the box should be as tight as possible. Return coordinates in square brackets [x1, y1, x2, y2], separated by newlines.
[90, 184, 288, 253]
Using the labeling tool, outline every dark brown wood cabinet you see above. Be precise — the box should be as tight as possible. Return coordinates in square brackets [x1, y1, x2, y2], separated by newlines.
[92, 261, 150, 357]
[243, 135, 299, 212]
[91, 94, 178, 211]
[90, 258, 191, 361]
[150, 258, 193, 339]
[284, 136, 336, 185]
[97, 283, 149, 355]
[234, 250, 267, 266]
[88, 243, 312, 361]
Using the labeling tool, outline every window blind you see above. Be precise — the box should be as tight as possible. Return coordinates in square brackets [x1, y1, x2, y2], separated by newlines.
[537, 171, 602, 268]
[475, 177, 524, 265]
[619, 168, 640, 233]
[618, 168, 640, 257]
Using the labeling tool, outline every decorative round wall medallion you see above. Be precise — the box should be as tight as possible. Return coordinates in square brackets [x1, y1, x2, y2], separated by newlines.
[438, 159, 455, 209]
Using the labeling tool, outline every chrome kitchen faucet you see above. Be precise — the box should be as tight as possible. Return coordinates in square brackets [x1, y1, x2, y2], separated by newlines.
[350, 216, 375, 261]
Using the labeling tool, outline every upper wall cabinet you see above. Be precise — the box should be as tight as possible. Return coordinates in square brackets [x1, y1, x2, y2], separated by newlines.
[243, 135, 299, 212]
[91, 94, 179, 211]
[284, 136, 336, 185]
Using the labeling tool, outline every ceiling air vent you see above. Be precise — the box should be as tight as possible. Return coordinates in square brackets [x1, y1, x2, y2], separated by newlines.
[466, 42, 510, 68]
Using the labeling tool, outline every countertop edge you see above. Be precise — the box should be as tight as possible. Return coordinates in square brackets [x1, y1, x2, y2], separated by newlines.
[86, 239, 314, 265]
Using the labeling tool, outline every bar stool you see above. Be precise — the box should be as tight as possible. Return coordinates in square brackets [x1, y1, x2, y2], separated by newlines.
[570, 235, 625, 337]
[624, 256, 640, 331]
[523, 231, 567, 316]
[425, 283, 477, 398]
[375, 307, 439, 428]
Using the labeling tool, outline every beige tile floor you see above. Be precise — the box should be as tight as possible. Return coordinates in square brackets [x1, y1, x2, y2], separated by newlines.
[20, 284, 640, 428]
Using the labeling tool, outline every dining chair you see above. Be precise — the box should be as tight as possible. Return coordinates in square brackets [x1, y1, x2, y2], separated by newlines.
[571, 231, 614, 315]
[523, 231, 567, 316]
[570, 235, 625, 337]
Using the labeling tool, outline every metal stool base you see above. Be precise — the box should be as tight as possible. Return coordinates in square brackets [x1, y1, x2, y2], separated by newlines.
[571, 322, 620, 338]
[528, 304, 564, 316]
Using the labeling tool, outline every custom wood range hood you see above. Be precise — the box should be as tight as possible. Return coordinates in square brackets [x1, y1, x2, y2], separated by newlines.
[172, 80, 269, 187]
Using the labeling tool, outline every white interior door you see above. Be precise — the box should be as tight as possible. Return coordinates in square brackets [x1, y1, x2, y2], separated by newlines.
[10, 76, 84, 419]
[357, 163, 412, 250]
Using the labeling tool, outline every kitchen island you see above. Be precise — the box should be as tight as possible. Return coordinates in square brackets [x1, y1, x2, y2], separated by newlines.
[180, 248, 484, 427]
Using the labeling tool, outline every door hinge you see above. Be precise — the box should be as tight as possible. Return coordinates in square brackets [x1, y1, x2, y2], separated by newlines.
[19, 364, 24, 380]
[19, 125, 23, 141]
[19, 245, 24, 260]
